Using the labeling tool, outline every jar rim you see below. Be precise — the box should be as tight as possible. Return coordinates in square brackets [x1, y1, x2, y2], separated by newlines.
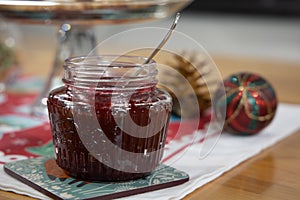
[64, 55, 156, 69]
[63, 55, 158, 90]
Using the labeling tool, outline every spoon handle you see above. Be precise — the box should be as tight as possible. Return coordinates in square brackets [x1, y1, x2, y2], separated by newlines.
[144, 12, 181, 64]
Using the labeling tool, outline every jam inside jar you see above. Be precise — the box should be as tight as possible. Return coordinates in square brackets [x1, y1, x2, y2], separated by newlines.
[47, 55, 172, 181]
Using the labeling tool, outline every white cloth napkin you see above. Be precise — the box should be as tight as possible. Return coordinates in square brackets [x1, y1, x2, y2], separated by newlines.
[1, 103, 300, 200]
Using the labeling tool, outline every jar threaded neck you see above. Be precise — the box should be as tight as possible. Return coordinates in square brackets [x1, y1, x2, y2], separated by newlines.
[63, 55, 158, 91]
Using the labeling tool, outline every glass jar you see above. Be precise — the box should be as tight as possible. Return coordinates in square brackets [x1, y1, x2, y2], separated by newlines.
[47, 55, 172, 181]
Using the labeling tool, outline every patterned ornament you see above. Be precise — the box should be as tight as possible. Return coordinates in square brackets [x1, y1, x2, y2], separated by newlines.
[214, 72, 277, 135]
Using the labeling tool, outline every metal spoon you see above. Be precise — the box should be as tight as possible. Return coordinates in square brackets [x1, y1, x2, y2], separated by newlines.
[144, 12, 181, 64]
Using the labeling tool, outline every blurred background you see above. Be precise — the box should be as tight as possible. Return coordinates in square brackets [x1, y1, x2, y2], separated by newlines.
[0, 0, 300, 83]
[13, 0, 299, 78]
[186, 0, 300, 15]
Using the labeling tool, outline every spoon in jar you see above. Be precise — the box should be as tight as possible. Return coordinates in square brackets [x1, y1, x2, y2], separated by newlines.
[144, 12, 181, 64]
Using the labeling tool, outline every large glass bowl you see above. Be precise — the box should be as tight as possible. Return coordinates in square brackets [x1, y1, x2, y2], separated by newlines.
[0, 0, 192, 24]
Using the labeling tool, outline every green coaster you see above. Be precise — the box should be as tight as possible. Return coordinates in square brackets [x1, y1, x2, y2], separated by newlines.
[4, 157, 189, 200]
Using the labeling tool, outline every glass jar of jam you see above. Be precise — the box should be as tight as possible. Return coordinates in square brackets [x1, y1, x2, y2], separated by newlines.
[47, 55, 172, 181]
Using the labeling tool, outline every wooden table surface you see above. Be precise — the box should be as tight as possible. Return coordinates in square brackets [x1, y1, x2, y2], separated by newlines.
[1, 54, 300, 199]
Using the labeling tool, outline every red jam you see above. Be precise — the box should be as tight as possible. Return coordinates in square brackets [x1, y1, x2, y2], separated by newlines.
[47, 56, 172, 181]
